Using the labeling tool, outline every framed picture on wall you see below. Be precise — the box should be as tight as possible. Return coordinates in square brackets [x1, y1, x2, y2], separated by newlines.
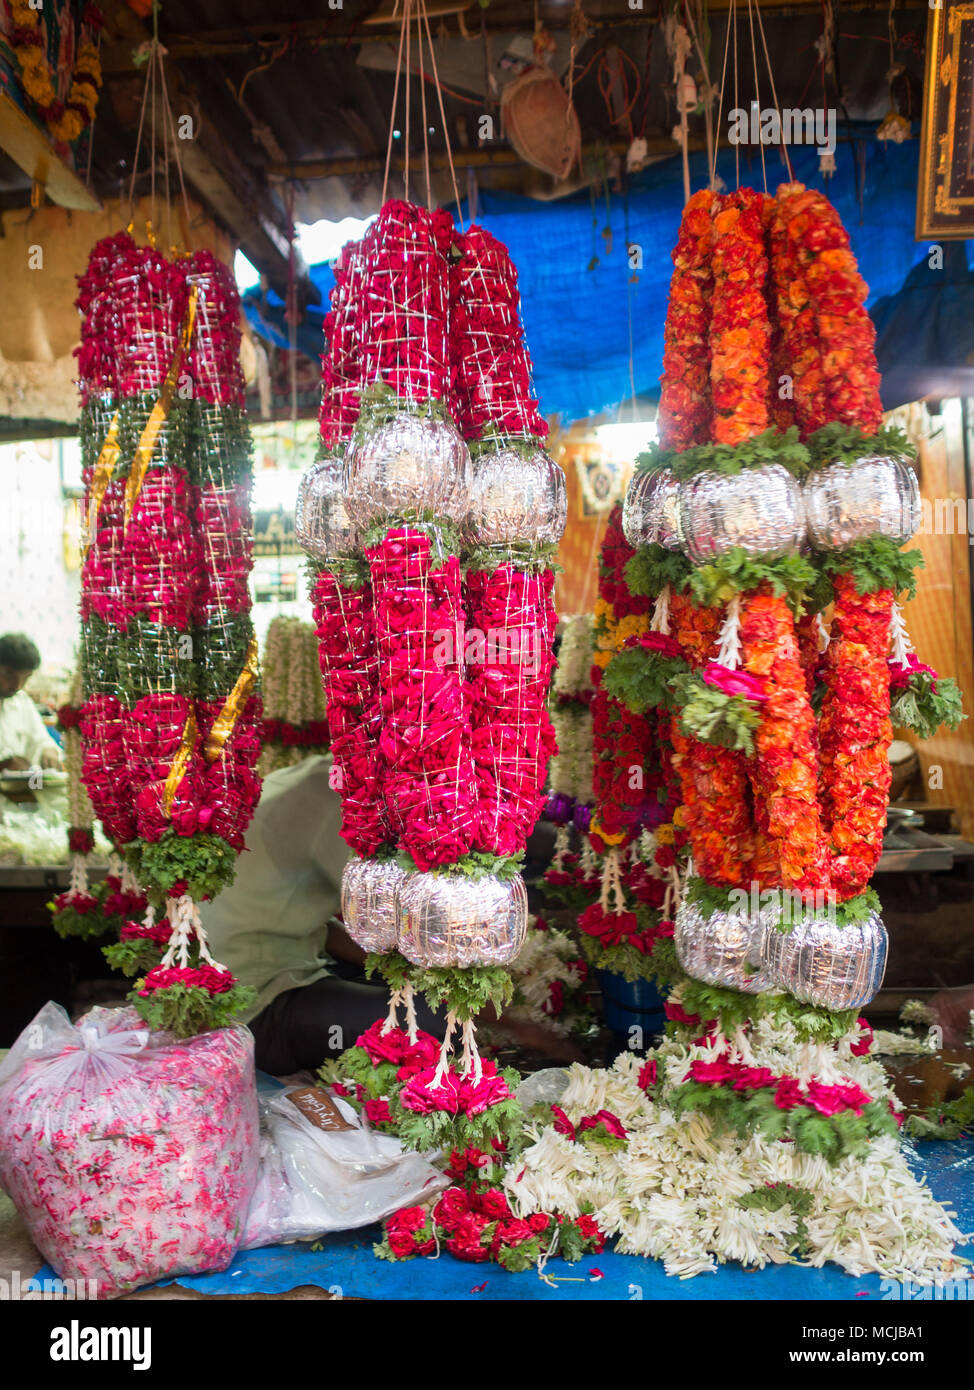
[916, 0, 974, 240]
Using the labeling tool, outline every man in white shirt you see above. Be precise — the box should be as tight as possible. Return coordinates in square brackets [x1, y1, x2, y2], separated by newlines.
[0, 633, 62, 771]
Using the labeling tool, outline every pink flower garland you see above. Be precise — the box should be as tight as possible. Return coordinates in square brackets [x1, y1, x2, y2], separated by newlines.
[366, 527, 477, 870]
[310, 569, 390, 857]
[464, 564, 558, 856]
[319, 238, 366, 447]
[358, 202, 454, 403]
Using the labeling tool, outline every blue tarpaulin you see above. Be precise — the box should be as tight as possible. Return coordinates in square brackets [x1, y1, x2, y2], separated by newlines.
[243, 138, 971, 425]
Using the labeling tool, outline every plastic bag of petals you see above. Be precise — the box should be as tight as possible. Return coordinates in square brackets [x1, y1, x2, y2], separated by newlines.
[0, 1002, 259, 1299]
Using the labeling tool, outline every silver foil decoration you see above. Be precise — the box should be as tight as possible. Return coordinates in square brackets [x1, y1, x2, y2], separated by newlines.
[466, 446, 567, 547]
[677, 464, 806, 563]
[343, 412, 471, 526]
[340, 857, 407, 955]
[803, 455, 921, 551]
[622, 467, 682, 551]
[761, 907, 888, 1011]
[397, 871, 528, 968]
[674, 898, 775, 995]
[295, 453, 359, 563]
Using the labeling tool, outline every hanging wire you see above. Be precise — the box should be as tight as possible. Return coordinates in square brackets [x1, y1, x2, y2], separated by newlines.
[746, 0, 767, 193]
[710, 0, 734, 191]
[420, 0, 464, 228]
[732, 0, 739, 190]
[752, 1, 795, 182]
[418, 1, 432, 212]
[381, 2, 409, 206]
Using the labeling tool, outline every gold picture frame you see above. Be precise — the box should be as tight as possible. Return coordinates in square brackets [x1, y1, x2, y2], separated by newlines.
[916, 1, 974, 240]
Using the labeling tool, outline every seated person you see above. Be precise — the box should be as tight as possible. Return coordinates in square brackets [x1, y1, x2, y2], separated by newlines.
[0, 632, 62, 772]
[200, 754, 579, 1075]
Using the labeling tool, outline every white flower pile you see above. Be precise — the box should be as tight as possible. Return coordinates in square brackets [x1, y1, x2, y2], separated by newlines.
[505, 1018, 969, 1282]
[504, 920, 586, 1036]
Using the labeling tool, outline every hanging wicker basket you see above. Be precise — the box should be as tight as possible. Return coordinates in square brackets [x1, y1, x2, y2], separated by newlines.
[501, 66, 581, 180]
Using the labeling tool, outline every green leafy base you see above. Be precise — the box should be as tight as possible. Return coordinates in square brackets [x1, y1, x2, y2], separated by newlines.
[124, 830, 238, 909]
[624, 544, 693, 600]
[579, 931, 666, 985]
[669, 427, 809, 481]
[738, 1184, 814, 1256]
[363, 953, 516, 1024]
[689, 549, 817, 610]
[675, 976, 860, 1047]
[819, 536, 923, 599]
[671, 672, 761, 753]
[891, 673, 965, 741]
[129, 980, 256, 1039]
[805, 422, 915, 472]
[602, 643, 686, 714]
[102, 937, 166, 978]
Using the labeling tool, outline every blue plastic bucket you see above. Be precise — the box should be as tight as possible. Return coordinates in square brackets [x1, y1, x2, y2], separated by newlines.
[598, 969, 666, 1037]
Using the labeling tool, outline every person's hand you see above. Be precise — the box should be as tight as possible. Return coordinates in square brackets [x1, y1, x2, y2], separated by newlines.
[928, 987, 974, 1048]
[0, 755, 29, 772]
[40, 746, 61, 770]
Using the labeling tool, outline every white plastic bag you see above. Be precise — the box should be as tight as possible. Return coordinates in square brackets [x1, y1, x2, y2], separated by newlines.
[0, 1002, 259, 1298]
[240, 1083, 446, 1249]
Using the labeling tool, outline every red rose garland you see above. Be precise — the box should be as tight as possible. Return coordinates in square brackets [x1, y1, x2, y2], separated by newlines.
[366, 528, 477, 870]
[319, 238, 366, 448]
[75, 235, 261, 1035]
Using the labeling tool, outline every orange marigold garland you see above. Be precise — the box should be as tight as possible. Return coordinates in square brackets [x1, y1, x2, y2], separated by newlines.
[709, 189, 771, 446]
[658, 188, 716, 451]
[818, 575, 895, 901]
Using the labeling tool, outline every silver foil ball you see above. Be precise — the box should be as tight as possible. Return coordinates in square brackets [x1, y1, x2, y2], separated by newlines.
[761, 907, 888, 1011]
[343, 413, 471, 526]
[295, 453, 358, 563]
[340, 857, 407, 955]
[677, 464, 806, 563]
[803, 455, 920, 551]
[466, 446, 567, 547]
[622, 467, 682, 551]
[397, 871, 528, 968]
[674, 896, 775, 995]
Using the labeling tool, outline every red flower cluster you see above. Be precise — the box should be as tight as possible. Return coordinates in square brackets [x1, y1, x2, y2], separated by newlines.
[578, 901, 662, 954]
[311, 569, 389, 857]
[449, 224, 547, 440]
[100, 873, 148, 922]
[78, 694, 135, 846]
[685, 1050, 873, 1117]
[709, 189, 771, 446]
[68, 826, 95, 856]
[184, 251, 246, 407]
[137, 963, 234, 996]
[120, 916, 173, 946]
[319, 238, 366, 447]
[399, 1060, 513, 1118]
[465, 563, 557, 856]
[590, 689, 655, 844]
[355, 1020, 441, 1079]
[367, 528, 477, 869]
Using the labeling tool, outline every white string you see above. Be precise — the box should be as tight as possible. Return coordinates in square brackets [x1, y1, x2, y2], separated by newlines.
[650, 583, 672, 635]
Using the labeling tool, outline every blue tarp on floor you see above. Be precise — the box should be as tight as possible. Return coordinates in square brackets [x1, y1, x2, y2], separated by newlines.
[37, 1138, 973, 1300]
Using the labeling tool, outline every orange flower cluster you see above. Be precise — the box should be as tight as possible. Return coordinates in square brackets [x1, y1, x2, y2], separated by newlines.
[769, 183, 883, 437]
[670, 591, 755, 888]
[818, 575, 894, 901]
[709, 190, 771, 446]
[740, 588, 830, 893]
[657, 188, 716, 451]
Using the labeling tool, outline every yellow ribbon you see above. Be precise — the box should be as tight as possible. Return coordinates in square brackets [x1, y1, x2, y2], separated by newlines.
[204, 636, 260, 764]
[163, 707, 199, 817]
[124, 284, 199, 525]
[83, 410, 121, 551]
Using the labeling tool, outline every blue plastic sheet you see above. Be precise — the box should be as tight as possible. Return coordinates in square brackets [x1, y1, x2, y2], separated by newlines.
[243, 138, 971, 426]
[35, 1137, 973, 1301]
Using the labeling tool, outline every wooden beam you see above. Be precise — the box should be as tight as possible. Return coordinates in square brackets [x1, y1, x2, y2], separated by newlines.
[98, 1, 313, 306]
[0, 93, 100, 212]
[266, 137, 707, 181]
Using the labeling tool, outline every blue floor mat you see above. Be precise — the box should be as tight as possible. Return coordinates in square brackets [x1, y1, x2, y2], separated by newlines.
[36, 1138, 973, 1301]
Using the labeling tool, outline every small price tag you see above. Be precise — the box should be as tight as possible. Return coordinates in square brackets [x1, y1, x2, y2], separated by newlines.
[288, 1086, 355, 1133]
